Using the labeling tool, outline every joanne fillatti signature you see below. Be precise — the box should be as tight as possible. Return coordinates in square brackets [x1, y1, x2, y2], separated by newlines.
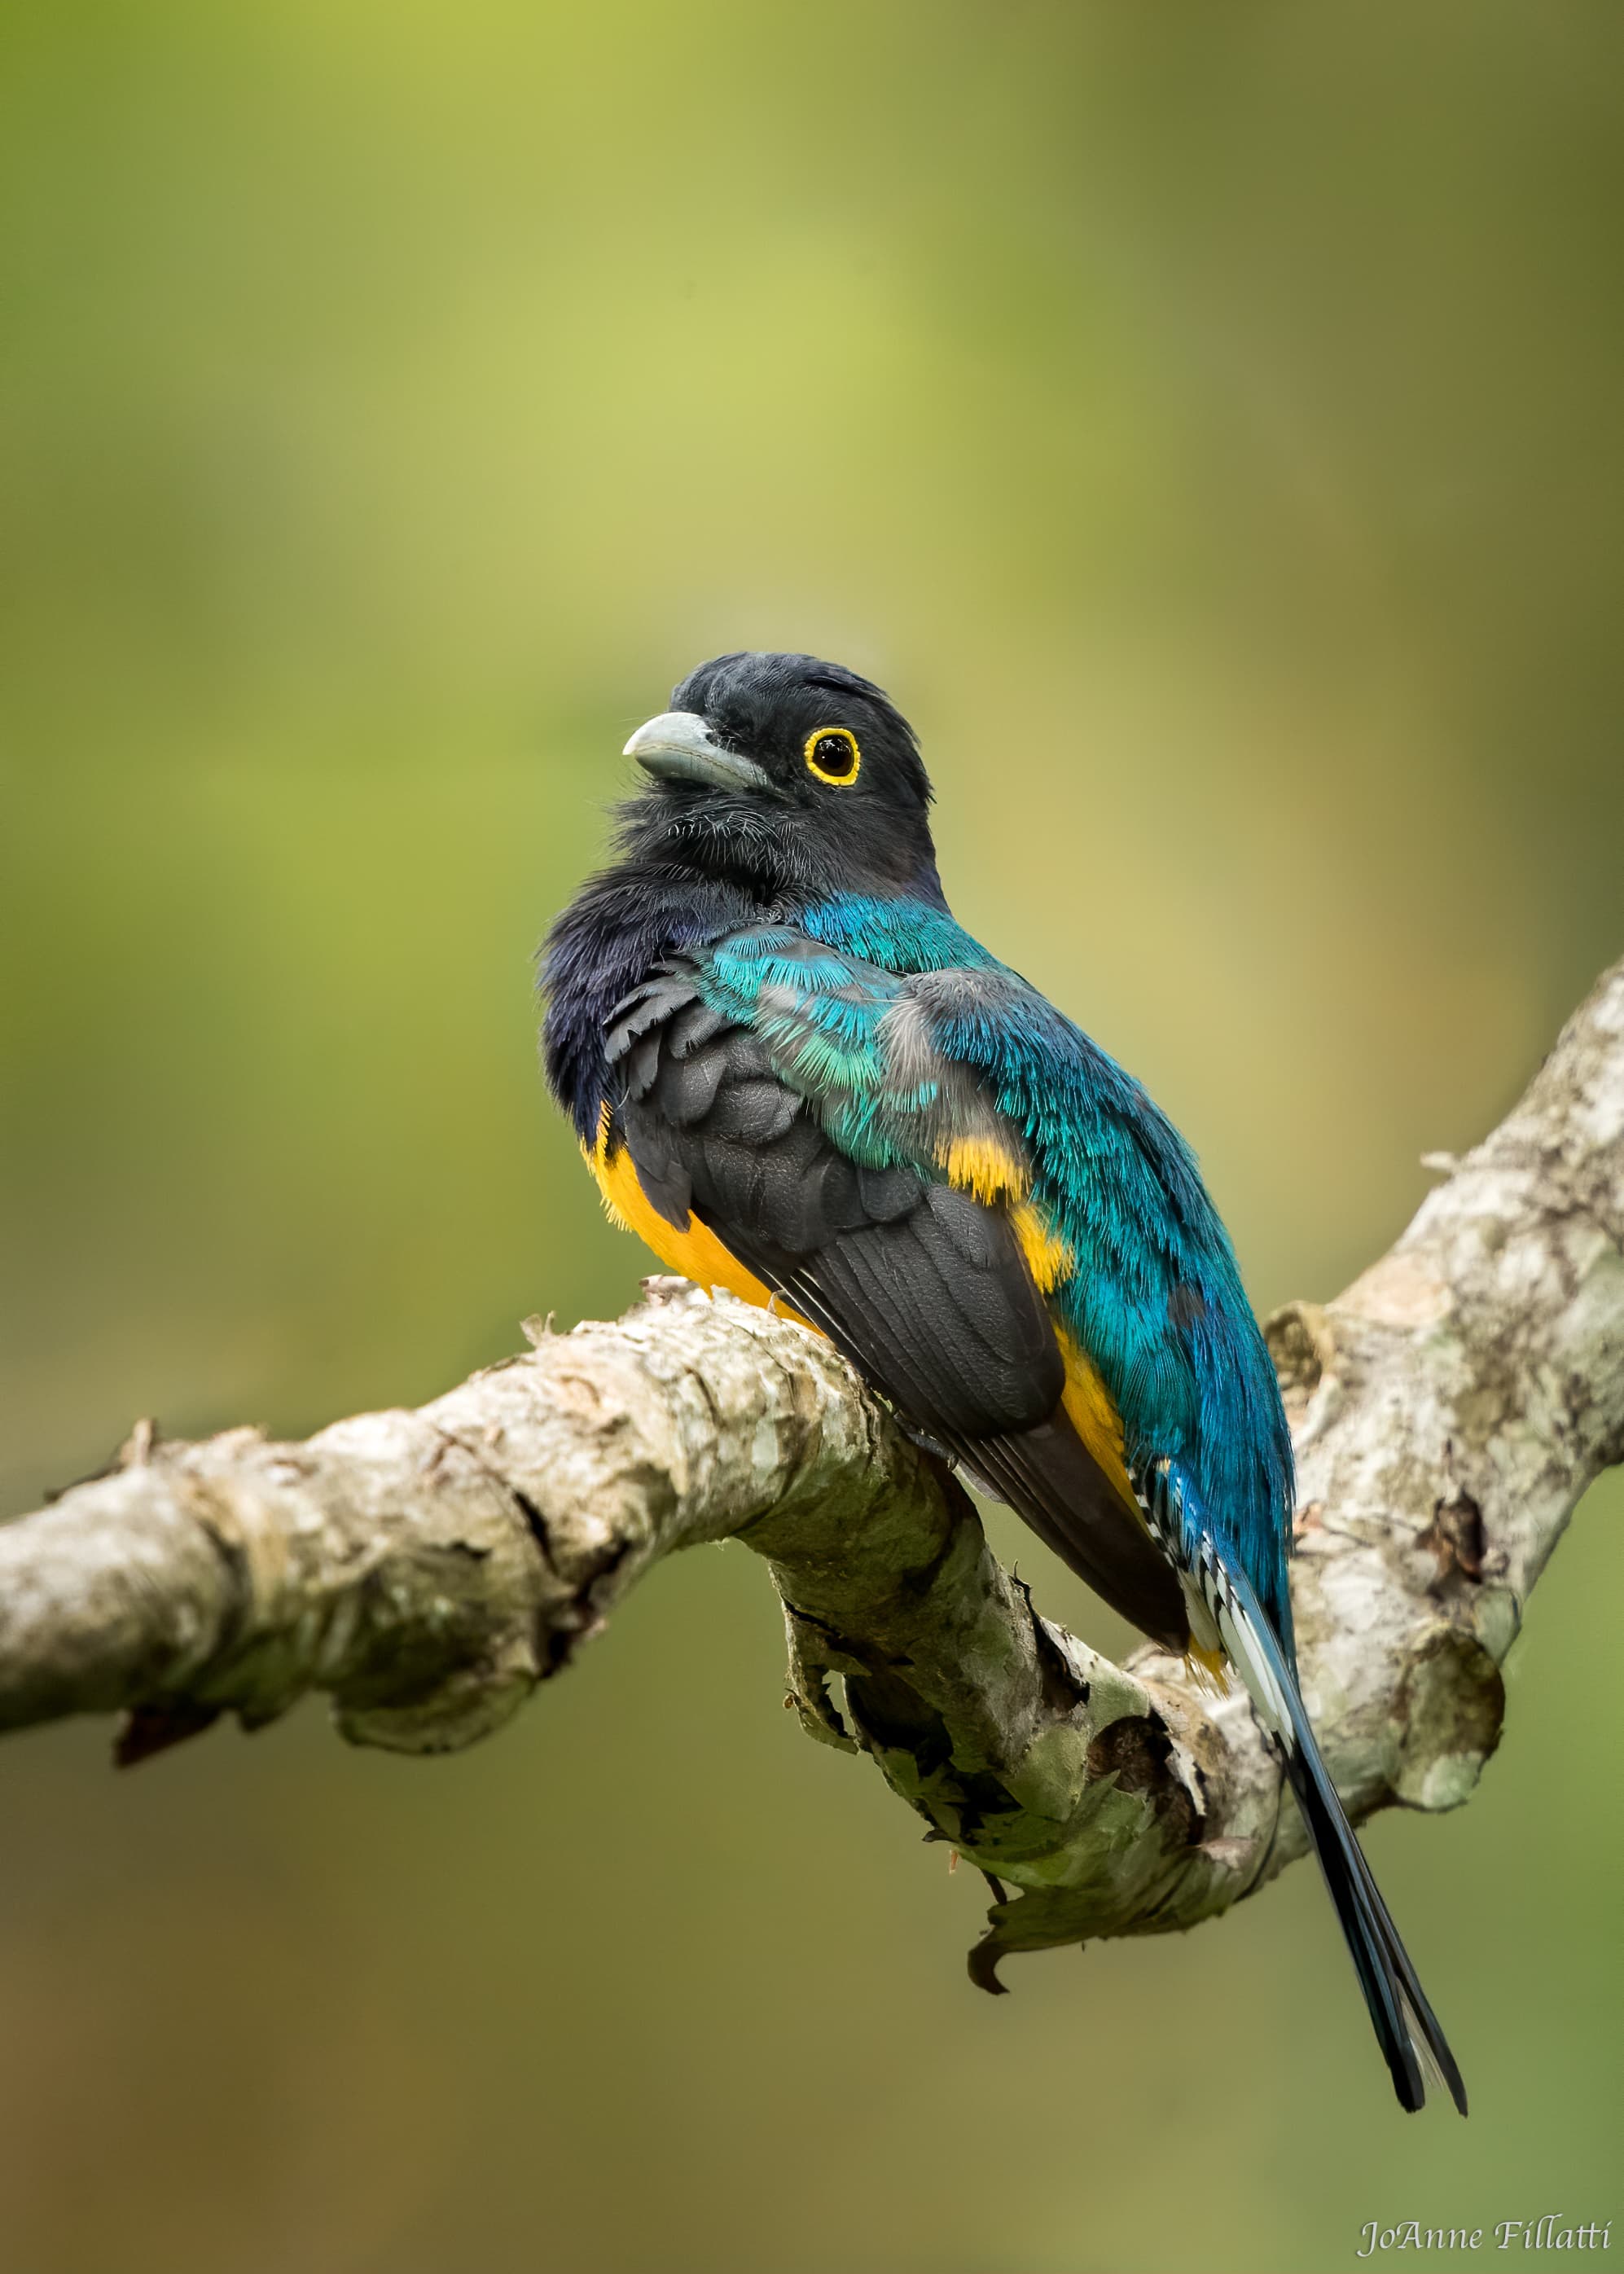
[1358, 2219, 1613, 2256]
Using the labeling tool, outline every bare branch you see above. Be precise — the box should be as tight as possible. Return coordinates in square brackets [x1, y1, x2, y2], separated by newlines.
[3, 959, 1621, 1981]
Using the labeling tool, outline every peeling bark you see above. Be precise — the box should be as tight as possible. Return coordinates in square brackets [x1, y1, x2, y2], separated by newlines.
[2, 959, 1621, 1983]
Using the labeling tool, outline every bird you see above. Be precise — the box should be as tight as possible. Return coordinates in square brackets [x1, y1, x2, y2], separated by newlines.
[541, 648, 1466, 2116]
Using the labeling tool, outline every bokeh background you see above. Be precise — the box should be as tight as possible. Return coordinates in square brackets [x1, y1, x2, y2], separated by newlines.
[2, 3, 1622, 2270]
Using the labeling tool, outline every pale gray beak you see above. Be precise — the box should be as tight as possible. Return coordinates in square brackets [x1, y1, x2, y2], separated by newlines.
[622, 711, 772, 792]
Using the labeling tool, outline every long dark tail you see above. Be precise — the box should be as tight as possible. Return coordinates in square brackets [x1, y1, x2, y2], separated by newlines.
[1217, 1557, 1468, 2115]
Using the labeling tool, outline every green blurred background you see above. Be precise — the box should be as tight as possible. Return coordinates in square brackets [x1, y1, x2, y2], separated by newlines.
[2, 2, 1621, 2269]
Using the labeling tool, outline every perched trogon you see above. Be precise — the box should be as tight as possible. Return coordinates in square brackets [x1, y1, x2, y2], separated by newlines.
[541, 650, 1465, 2115]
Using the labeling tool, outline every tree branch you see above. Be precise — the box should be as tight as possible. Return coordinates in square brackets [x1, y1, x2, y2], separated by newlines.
[3, 960, 1621, 1982]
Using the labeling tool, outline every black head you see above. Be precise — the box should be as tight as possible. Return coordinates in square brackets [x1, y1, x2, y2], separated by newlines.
[617, 651, 942, 904]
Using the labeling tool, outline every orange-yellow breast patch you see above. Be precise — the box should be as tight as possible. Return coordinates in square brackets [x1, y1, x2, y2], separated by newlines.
[1055, 1327, 1141, 1522]
[1010, 1199, 1073, 1293]
[939, 1131, 1028, 1206]
[587, 1108, 817, 1329]
[1055, 1324, 1228, 1683]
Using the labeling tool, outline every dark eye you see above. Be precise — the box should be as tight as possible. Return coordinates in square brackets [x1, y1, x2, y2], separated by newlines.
[803, 726, 861, 787]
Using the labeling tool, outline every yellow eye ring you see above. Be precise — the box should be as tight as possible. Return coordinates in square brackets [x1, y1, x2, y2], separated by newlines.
[804, 726, 862, 787]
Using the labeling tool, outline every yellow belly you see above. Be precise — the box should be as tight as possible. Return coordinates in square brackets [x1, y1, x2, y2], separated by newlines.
[588, 1114, 813, 1323]
[1053, 1325, 1139, 1518]
[1055, 1325, 1226, 1686]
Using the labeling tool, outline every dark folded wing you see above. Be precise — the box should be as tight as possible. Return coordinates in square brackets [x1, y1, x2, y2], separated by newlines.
[608, 970, 1189, 1650]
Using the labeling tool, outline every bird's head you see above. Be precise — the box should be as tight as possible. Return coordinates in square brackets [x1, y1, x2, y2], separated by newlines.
[617, 651, 943, 904]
